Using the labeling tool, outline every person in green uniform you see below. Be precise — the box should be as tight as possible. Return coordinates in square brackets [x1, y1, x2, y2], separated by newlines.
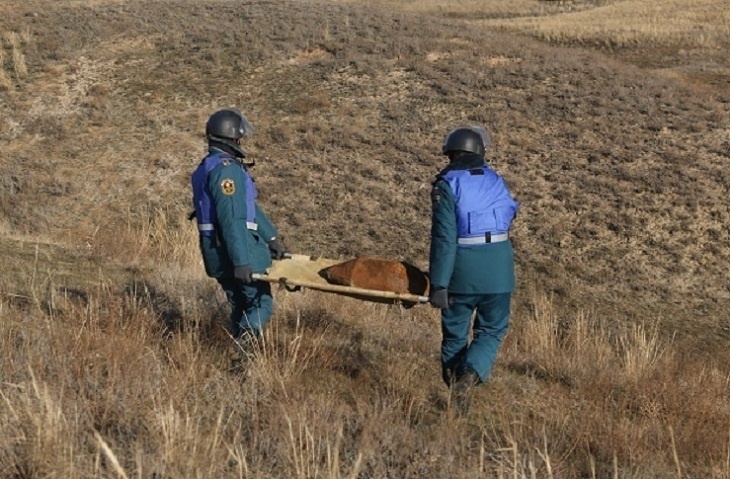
[191, 108, 286, 341]
[428, 126, 519, 406]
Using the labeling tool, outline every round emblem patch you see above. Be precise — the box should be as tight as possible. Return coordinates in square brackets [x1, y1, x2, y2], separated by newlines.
[221, 178, 235, 195]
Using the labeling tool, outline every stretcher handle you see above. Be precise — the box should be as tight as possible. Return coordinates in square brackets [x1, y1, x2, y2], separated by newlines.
[251, 273, 429, 304]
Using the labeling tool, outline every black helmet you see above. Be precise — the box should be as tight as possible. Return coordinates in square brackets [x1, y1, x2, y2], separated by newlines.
[206, 108, 254, 140]
[442, 127, 485, 156]
[206, 108, 255, 158]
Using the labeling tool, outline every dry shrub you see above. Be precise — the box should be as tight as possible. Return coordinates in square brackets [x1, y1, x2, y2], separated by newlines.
[499, 288, 730, 477]
[0, 278, 424, 477]
[0, 47, 11, 90]
[2, 266, 730, 477]
[87, 204, 201, 269]
[5, 32, 27, 80]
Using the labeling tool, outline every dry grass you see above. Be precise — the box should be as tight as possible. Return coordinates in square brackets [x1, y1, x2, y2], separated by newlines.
[0, 47, 10, 90]
[328, 0, 632, 19]
[333, 0, 730, 90]
[5, 31, 28, 81]
[331, 0, 544, 17]
[481, 0, 730, 49]
[336, 0, 730, 51]
[2, 0, 730, 476]
[2, 263, 729, 477]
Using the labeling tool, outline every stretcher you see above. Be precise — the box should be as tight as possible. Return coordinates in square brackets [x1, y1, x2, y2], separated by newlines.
[251, 254, 430, 305]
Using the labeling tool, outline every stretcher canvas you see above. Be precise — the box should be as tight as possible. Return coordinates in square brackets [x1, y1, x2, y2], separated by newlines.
[256, 254, 429, 304]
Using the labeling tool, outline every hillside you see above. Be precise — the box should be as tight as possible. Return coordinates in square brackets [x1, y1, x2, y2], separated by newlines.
[1, 0, 729, 477]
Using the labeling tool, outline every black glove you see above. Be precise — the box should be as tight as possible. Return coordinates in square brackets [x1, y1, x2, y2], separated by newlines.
[429, 288, 449, 309]
[267, 238, 286, 260]
[233, 265, 253, 284]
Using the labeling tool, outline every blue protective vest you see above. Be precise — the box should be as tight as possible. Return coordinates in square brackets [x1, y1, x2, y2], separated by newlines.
[440, 166, 519, 240]
[191, 153, 257, 237]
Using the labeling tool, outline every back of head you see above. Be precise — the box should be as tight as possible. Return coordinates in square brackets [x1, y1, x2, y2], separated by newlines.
[442, 127, 485, 157]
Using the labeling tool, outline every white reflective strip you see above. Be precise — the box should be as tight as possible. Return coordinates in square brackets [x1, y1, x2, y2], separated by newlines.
[200, 222, 257, 232]
[457, 233, 509, 245]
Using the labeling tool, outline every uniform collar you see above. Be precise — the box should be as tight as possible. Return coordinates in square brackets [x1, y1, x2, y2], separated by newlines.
[208, 146, 236, 158]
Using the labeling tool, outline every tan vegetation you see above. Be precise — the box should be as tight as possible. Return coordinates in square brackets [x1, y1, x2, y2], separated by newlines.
[1, 0, 730, 477]
[348, 0, 730, 50]
[0, 46, 10, 91]
[483, 0, 730, 49]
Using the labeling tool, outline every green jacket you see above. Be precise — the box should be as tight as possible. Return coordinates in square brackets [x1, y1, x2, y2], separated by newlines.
[429, 155, 516, 294]
[199, 157, 277, 278]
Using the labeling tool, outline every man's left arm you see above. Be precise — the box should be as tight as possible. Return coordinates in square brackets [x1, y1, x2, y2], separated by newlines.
[255, 203, 278, 242]
[428, 180, 458, 290]
[255, 203, 286, 259]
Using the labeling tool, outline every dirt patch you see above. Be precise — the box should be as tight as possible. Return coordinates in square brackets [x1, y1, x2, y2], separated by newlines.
[286, 47, 334, 65]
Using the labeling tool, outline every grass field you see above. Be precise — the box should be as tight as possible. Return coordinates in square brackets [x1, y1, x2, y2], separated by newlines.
[1, 0, 730, 477]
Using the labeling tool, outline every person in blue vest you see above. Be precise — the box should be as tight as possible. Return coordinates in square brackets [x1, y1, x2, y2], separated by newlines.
[428, 126, 519, 409]
[191, 108, 286, 342]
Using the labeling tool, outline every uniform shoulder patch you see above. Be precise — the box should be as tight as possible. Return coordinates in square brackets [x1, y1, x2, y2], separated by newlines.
[221, 178, 235, 195]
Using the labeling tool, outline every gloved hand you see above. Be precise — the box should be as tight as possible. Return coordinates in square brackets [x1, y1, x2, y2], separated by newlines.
[267, 238, 286, 260]
[233, 265, 253, 284]
[429, 288, 449, 309]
